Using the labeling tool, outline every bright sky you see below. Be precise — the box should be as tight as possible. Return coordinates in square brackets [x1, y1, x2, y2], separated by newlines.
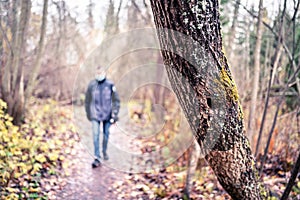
[31, 0, 296, 31]
[240, 0, 296, 17]
[66, 0, 123, 29]
[65, 0, 293, 27]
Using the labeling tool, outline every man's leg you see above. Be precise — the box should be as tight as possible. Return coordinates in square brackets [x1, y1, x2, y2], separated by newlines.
[102, 120, 111, 160]
[92, 120, 101, 167]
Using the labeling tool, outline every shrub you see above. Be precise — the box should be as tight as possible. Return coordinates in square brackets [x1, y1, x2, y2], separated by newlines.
[0, 98, 78, 199]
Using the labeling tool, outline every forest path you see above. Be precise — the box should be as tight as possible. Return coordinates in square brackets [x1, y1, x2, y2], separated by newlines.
[56, 106, 144, 200]
[56, 143, 125, 200]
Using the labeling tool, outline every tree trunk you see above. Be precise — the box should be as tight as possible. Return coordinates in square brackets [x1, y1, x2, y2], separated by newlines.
[1, 0, 31, 124]
[149, 1, 268, 199]
[25, 0, 48, 101]
[104, 0, 118, 37]
[88, 0, 95, 29]
[227, 0, 241, 62]
[244, 15, 251, 96]
[184, 147, 193, 199]
[248, 0, 264, 145]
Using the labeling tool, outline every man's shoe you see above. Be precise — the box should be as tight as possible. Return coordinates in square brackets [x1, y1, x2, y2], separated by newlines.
[92, 159, 101, 168]
[103, 153, 109, 160]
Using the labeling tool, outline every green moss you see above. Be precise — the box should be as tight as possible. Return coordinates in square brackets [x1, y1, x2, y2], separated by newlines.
[219, 67, 239, 102]
[218, 67, 245, 120]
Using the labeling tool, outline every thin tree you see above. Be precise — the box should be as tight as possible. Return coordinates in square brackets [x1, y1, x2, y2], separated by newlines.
[248, 0, 264, 145]
[227, 0, 241, 62]
[25, 0, 49, 102]
[255, 0, 287, 157]
[104, 0, 122, 37]
[87, 0, 95, 29]
[150, 0, 268, 199]
[183, 146, 193, 199]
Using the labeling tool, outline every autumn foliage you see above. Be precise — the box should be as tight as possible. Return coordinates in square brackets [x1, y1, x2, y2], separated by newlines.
[0, 98, 78, 199]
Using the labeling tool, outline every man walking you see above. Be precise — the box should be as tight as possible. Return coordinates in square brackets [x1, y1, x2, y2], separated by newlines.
[85, 68, 120, 168]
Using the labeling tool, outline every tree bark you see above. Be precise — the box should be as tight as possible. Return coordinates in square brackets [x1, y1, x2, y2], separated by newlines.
[149, 0, 267, 199]
[248, 0, 264, 145]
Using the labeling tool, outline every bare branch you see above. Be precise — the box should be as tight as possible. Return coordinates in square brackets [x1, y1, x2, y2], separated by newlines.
[116, 0, 123, 17]
[291, 0, 300, 21]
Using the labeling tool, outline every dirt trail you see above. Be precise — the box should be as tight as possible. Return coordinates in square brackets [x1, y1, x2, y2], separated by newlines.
[56, 142, 126, 200]
[57, 106, 141, 200]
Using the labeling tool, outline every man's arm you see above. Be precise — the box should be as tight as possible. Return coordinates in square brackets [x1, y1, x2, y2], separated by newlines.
[111, 85, 120, 121]
[85, 82, 92, 121]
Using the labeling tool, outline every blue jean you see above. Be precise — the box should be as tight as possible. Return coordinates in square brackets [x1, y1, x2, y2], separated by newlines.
[92, 120, 111, 160]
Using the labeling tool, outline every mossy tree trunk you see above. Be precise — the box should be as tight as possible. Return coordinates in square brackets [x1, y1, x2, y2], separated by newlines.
[149, 0, 268, 199]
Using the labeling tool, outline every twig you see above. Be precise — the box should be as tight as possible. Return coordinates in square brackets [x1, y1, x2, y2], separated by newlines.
[263, 177, 287, 185]
[278, 110, 297, 119]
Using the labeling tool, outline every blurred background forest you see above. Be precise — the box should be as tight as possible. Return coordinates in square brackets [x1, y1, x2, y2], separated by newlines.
[0, 0, 300, 199]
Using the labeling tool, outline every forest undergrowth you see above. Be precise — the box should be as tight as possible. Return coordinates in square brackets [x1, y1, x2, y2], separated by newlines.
[0, 98, 299, 199]
[0, 98, 79, 199]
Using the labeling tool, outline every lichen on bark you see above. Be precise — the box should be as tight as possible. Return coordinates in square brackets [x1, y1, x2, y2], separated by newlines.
[219, 67, 239, 102]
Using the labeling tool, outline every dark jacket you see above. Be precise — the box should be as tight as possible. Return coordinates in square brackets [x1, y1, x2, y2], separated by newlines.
[85, 78, 120, 122]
